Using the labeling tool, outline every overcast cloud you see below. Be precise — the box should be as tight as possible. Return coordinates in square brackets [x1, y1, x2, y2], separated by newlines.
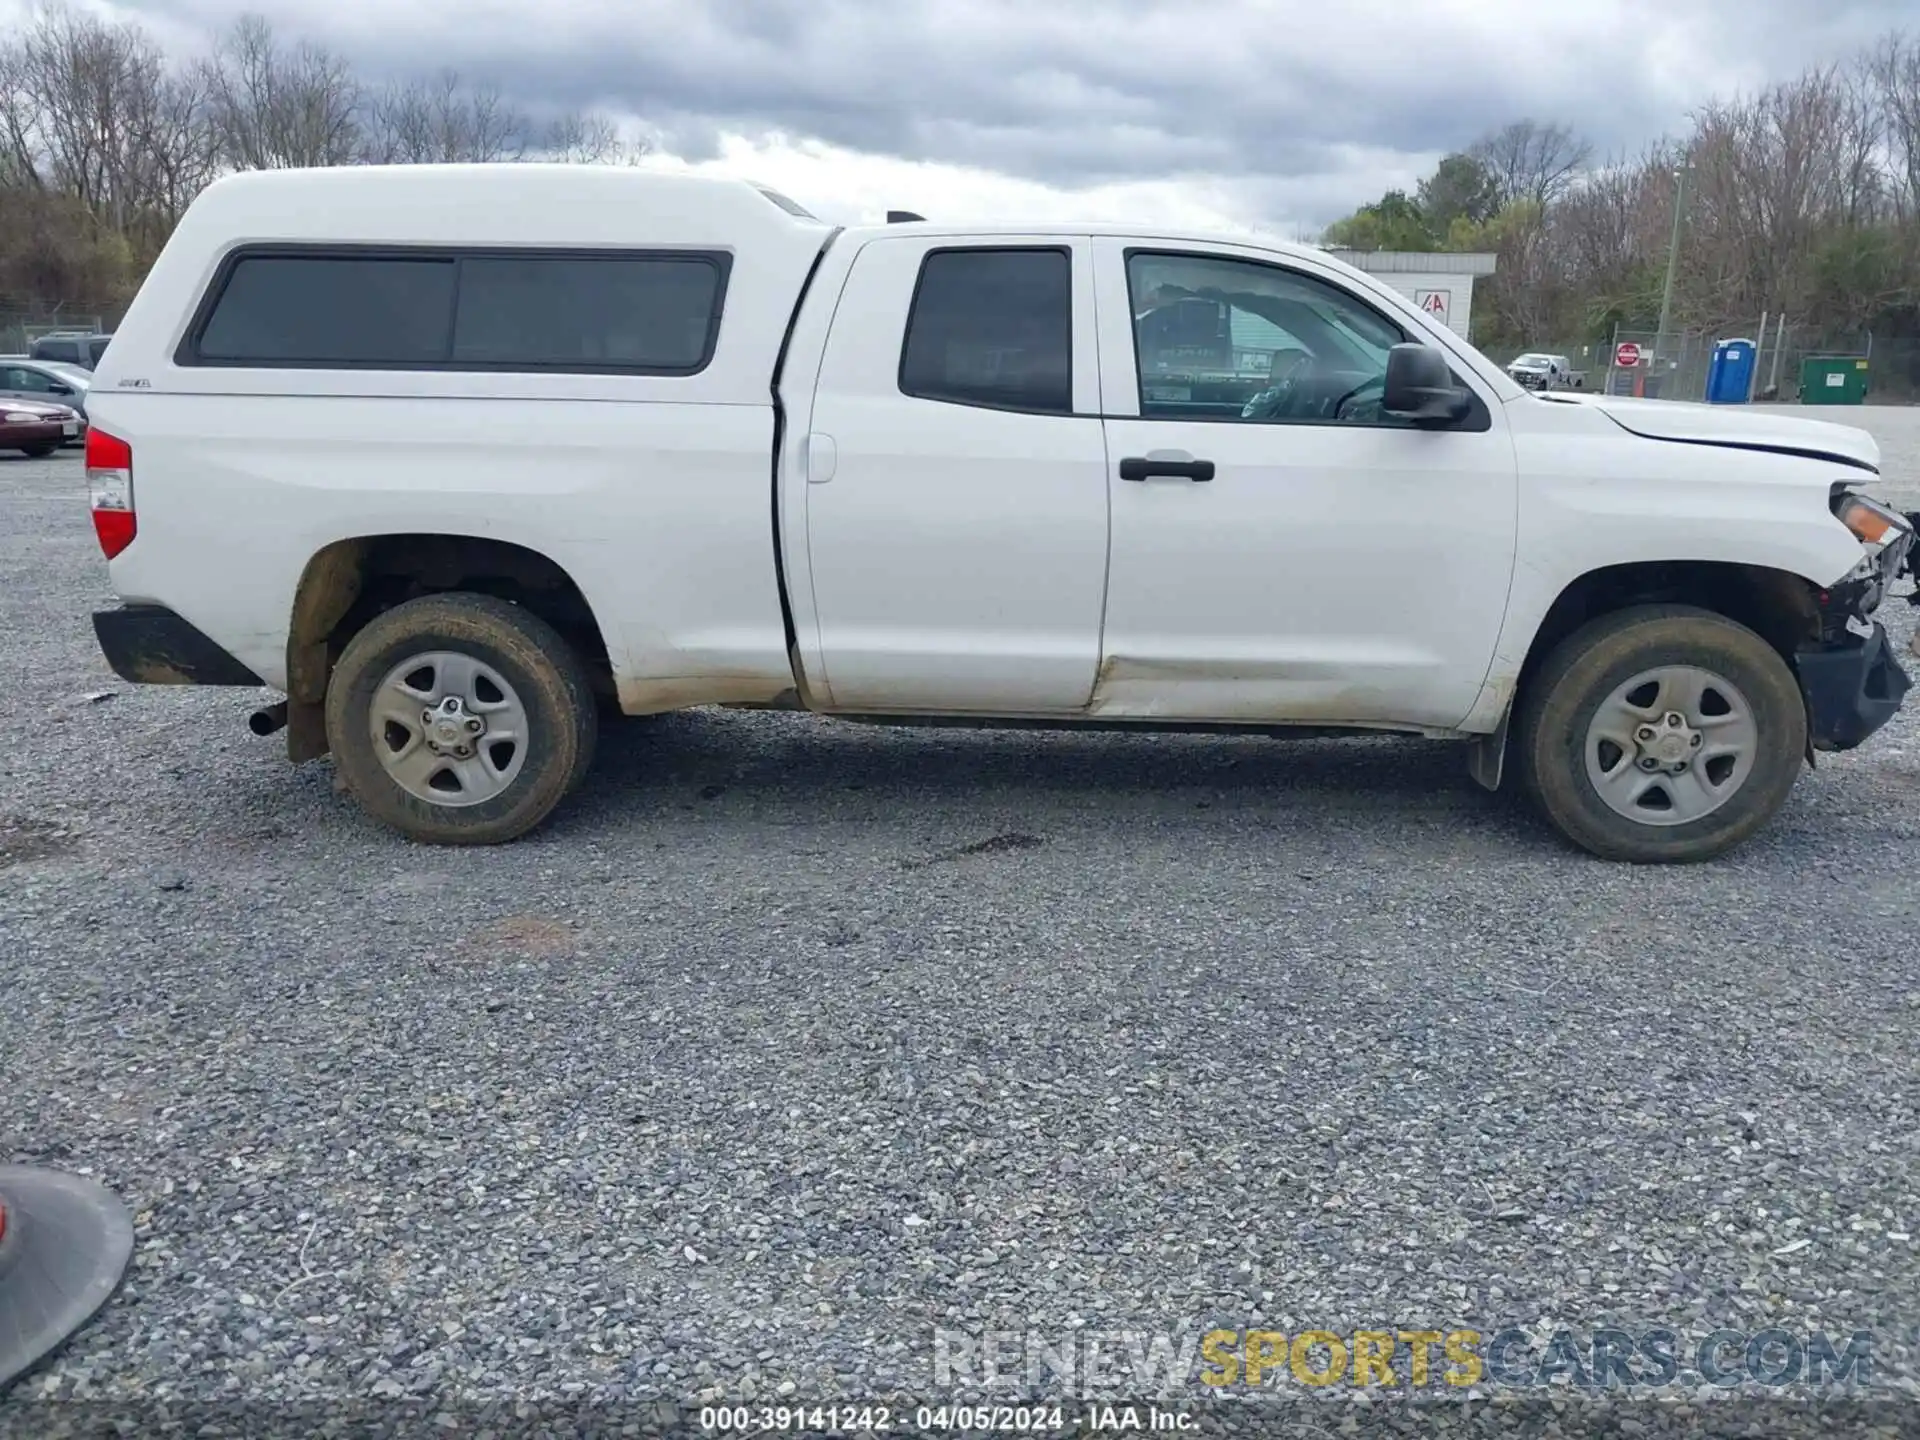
[18, 0, 1917, 232]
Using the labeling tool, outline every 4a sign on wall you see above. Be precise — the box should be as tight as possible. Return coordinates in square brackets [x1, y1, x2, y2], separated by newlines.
[1415, 289, 1451, 323]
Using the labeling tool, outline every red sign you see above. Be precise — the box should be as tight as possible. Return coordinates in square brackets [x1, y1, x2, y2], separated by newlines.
[1615, 342, 1642, 368]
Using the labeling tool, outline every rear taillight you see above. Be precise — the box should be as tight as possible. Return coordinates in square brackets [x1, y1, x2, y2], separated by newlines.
[86, 428, 135, 559]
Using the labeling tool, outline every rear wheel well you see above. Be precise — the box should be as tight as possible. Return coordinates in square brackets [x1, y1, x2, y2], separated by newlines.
[1516, 561, 1820, 709]
[285, 535, 613, 760]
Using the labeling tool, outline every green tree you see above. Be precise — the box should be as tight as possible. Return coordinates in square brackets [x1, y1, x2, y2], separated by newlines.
[1417, 153, 1501, 232]
[1321, 190, 1434, 250]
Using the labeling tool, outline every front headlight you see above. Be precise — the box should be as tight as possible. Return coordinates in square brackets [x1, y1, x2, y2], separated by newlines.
[1837, 494, 1911, 547]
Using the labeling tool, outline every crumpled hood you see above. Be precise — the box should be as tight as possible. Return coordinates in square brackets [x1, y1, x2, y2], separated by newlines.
[1534, 391, 1881, 472]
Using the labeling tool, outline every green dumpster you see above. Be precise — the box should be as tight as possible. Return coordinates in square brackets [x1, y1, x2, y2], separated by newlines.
[1800, 355, 1869, 405]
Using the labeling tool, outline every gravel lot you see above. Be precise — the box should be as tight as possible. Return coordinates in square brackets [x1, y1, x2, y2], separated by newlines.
[4, 407, 1920, 1436]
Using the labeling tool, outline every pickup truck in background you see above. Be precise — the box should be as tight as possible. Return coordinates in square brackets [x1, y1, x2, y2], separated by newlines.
[1506, 352, 1585, 390]
[81, 165, 1916, 862]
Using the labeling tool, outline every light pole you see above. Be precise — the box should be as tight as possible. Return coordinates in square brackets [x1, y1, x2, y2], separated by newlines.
[1653, 162, 1692, 376]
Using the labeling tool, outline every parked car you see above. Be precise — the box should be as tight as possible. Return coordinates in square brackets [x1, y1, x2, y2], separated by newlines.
[1507, 352, 1584, 390]
[28, 330, 113, 370]
[82, 165, 1917, 862]
[0, 357, 90, 442]
[1, 397, 81, 456]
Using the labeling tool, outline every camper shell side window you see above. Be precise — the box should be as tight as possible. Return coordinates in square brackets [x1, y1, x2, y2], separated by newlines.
[176, 245, 733, 376]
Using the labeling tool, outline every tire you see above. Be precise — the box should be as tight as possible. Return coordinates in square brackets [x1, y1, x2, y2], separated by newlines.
[20, 442, 58, 458]
[325, 592, 598, 845]
[1515, 604, 1807, 863]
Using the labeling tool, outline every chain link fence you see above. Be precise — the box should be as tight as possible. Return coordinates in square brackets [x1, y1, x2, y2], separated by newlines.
[1485, 326, 1919, 405]
[0, 303, 112, 356]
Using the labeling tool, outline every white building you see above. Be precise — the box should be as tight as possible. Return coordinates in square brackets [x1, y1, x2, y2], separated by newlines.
[1323, 249, 1497, 343]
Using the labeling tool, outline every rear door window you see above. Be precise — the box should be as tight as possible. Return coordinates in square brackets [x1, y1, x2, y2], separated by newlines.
[898, 248, 1073, 414]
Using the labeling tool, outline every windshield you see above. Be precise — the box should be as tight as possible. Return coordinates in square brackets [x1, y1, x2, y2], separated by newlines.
[1513, 353, 1553, 366]
[43, 362, 91, 386]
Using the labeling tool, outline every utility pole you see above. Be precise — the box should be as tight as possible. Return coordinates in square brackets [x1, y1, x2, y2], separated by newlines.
[1653, 163, 1692, 374]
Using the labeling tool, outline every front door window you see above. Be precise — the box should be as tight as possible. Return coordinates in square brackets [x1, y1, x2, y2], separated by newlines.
[1127, 251, 1413, 428]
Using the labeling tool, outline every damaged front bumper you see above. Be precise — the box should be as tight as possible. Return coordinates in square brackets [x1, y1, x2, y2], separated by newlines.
[1795, 504, 1920, 752]
[1797, 622, 1910, 751]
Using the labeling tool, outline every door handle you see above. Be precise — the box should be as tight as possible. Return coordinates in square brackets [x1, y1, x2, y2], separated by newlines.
[1119, 454, 1214, 482]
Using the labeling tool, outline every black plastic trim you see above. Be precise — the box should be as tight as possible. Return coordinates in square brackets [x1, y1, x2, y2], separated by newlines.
[768, 229, 843, 670]
[92, 605, 264, 687]
[1596, 418, 1879, 474]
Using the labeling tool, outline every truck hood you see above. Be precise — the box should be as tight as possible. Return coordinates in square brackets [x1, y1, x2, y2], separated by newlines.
[1535, 391, 1880, 473]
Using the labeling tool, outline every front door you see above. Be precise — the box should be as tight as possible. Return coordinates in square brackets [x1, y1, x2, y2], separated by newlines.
[801, 236, 1109, 713]
[1090, 240, 1519, 730]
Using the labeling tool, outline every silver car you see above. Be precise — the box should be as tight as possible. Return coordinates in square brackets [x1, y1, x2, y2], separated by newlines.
[0, 357, 91, 444]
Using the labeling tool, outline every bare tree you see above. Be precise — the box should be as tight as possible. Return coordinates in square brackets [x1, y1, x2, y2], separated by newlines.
[0, 2, 655, 323]
[1680, 65, 1886, 318]
[1870, 31, 1920, 217]
[0, 39, 46, 190]
[200, 15, 364, 170]
[1552, 143, 1679, 287]
[540, 109, 649, 165]
[0, 5, 214, 237]
[364, 69, 530, 163]
[1471, 119, 1595, 208]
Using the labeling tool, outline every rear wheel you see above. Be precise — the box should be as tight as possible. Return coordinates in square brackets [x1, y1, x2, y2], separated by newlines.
[1516, 604, 1807, 863]
[325, 592, 597, 845]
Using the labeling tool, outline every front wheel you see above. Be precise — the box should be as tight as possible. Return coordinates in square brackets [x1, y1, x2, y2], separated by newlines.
[325, 592, 598, 845]
[20, 442, 58, 458]
[1516, 604, 1807, 863]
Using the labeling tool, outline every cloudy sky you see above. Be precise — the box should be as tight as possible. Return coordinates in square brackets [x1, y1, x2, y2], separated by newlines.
[19, 0, 1917, 235]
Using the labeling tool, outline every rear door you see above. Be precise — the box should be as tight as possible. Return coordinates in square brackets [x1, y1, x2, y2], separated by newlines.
[799, 236, 1109, 713]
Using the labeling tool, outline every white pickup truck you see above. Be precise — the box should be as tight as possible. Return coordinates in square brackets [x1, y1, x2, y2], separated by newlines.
[84, 165, 1915, 862]
[1506, 353, 1584, 391]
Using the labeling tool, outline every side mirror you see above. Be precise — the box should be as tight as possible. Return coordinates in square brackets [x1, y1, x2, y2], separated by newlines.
[50, 383, 72, 395]
[1383, 343, 1470, 425]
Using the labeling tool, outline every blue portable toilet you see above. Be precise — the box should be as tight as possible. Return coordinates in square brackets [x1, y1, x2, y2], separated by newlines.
[1706, 338, 1757, 404]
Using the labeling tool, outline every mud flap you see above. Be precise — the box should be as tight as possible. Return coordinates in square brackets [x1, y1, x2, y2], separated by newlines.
[1467, 705, 1511, 792]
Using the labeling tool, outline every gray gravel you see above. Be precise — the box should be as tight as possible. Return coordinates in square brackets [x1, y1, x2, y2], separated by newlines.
[4, 409, 1920, 1436]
